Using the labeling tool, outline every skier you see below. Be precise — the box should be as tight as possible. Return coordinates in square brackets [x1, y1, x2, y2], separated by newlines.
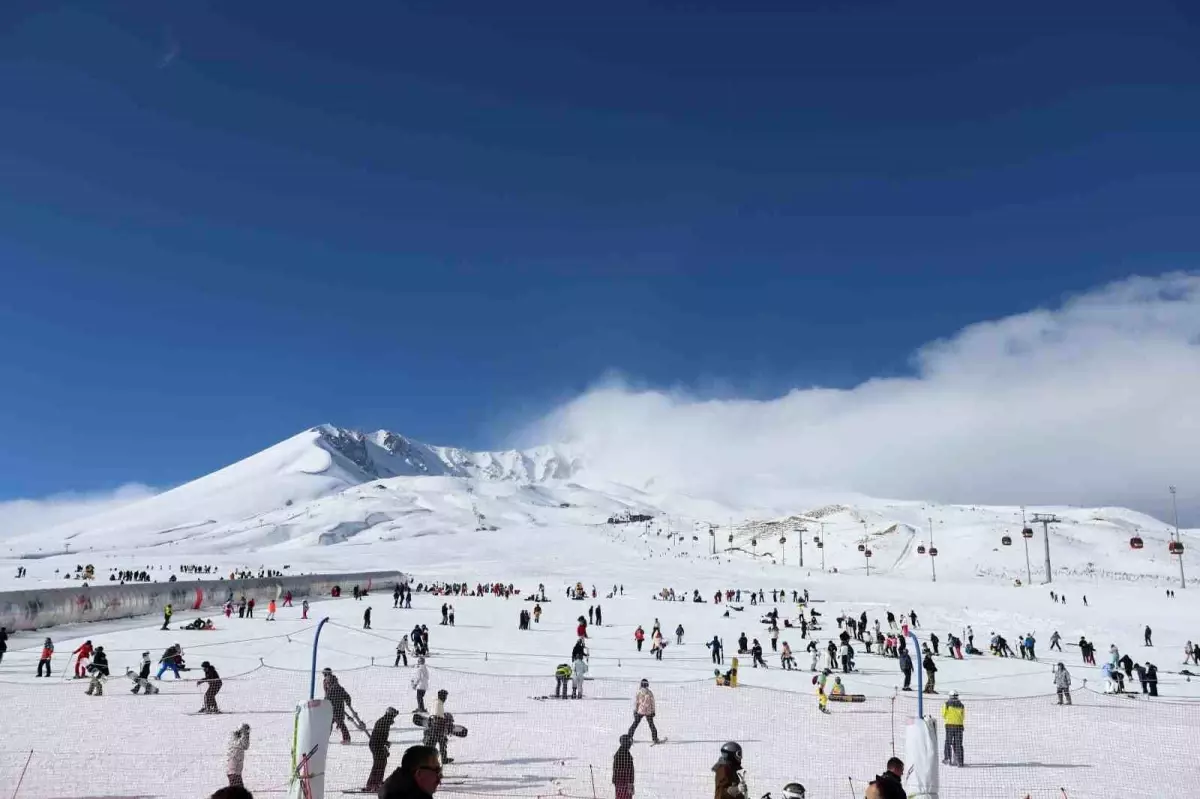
[571, 651, 587, 698]
[627, 679, 660, 743]
[198, 661, 223, 713]
[923, 648, 938, 694]
[324, 667, 353, 743]
[365, 707, 400, 792]
[1024, 633, 1036, 660]
[422, 689, 455, 763]
[554, 663, 572, 699]
[395, 636, 410, 667]
[1053, 662, 1072, 705]
[929, 633, 940, 656]
[1050, 631, 1062, 652]
[157, 643, 184, 679]
[130, 652, 158, 694]
[1120, 652, 1134, 680]
[411, 656, 429, 712]
[676, 623, 685, 645]
[713, 742, 747, 799]
[33, 637, 54, 677]
[226, 724, 251, 787]
[941, 691, 964, 766]
[265, 599, 276, 621]
[393, 585, 402, 609]
[612, 734, 635, 799]
[283, 590, 293, 607]
[708, 635, 724, 665]
[72, 640, 94, 679]
[301, 599, 309, 620]
[84, 647, 109, 695]
[1144, 625, 1153, 647]
[899, 648, 913, 691]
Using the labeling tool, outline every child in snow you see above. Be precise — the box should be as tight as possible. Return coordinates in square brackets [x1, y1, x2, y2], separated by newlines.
[226, 724, 251, 787]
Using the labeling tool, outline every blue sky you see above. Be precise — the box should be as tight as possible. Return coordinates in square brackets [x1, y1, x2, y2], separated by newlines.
[1, 1, 1199, 499]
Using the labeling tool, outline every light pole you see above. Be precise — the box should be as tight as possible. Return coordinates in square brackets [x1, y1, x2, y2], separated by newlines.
[1170, 486, 1186, 589]
[927, 517, 937, 583]
[1032, 513, 1059, 584]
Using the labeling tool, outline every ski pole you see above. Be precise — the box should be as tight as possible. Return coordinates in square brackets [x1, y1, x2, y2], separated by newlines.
[846, 776, 855, 799]
[589, 764, 598, 799]
[1060, 789, 1069, 799]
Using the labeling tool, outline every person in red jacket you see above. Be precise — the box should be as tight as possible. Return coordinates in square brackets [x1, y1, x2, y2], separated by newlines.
[73, 640, 95, 679]
[576, 618, 588, 639]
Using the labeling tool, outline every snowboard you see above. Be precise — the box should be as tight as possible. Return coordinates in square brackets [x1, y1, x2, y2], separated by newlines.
[412, 710, 469, 738]
[828, 694, 866, 703]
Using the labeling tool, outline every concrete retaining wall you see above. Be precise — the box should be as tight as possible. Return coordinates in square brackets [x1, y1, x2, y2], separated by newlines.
[0, 571, 406, 632]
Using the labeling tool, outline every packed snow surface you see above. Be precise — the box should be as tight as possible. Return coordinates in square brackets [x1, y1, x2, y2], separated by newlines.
[0, 426, 1195, 798]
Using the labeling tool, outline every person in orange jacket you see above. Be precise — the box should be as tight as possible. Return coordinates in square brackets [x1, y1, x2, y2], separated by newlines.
[73, 640, 94, 679]
[266, 599, 277, 621]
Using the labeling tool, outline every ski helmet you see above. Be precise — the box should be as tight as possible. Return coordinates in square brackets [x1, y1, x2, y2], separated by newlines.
[783, 783, 806, 799]
[437, 689, 449, 701]
[720, 741, 742, 760]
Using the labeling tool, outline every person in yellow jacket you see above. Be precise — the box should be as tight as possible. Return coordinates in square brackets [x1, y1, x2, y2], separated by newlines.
[941, 691, 965, 766]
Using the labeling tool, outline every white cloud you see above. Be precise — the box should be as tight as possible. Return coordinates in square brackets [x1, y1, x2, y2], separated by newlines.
[527, 272, 1200, 524]
[0, 484, 157, 541]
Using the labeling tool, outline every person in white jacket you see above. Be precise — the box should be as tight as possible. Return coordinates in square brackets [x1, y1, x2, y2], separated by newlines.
[571, 655, 587, 699]
[411, 657, 430, 712]
[226, 723, 251, 787]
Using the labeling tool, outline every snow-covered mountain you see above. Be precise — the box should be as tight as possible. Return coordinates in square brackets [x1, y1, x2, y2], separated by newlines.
[0, 424, 1192, 589]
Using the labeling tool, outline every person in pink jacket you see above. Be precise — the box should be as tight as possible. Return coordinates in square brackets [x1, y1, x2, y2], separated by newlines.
[627, 679, 660, 743]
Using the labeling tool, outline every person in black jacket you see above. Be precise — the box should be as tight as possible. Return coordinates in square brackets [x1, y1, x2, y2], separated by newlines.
[922, 648, 937, 694]
[612, 734, 634, 799]
[380, 744, 441, 799]
[1146, 663, 1159, 697]
[365, 707, 399, 792]
[199, 661, 223, 713]
[85, 647, 110, 696]
[867, 757, 907, 799]
[898, 650, 913, 691]
[323, 668, 353, 743]
[0, 626, 7, 665]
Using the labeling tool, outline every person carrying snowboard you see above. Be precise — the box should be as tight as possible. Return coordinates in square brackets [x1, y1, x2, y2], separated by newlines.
[198, 661, 223, 713]
[627, 679, 660, 743]
[422, 690, 456, 763]
[226, 723, 251, 787]
[365, 707, 399, 792]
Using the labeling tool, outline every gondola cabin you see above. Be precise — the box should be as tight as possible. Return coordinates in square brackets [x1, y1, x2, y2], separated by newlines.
[917, 544, 927, 555]
[1001, 535, 1013, 546]
[864, 549, 873, 558]
[929, 547, 939, 557]
[1169, 541, 1184, 555]
[1129, 536, 1143, 550]
[857, 543, 866, 552]
[1022, 527, 1035, 539]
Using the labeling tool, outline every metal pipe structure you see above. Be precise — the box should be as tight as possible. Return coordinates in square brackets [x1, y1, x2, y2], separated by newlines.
[906, 630, 923, 717]
[927, 518, 937, 583]
[309, 616, 331, 700]
[1032, 513, 1060, 584]
[1170, 486, 1186, 589]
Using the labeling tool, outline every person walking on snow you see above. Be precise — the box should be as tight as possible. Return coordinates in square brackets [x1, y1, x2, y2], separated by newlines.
[571, 653, 587, 698]
[266, 599, 276, 621]
[1144, 625, 1153, 647]
[923, 648, 938, 694]
[395, 636, 410, 667]
[198, 661, 223, 713]
[301, 599, 309, 620]
[1050, 631, 1062, 652]
[365, 707, 399, 792]
[35, 637, 54, 677]
[676, 624, 685, 645]
[226, 724, 251, 787]
[1054, 662, 1072, 705]
[364, 606, 373, 630]
[634, 626, 645, 652]
[422, 690, 456, 763]
[612, 734, 635, 799]
[899, 649, 914, 691]
[941, 691, 965, 766]
[627, 679, 660, 743]
[708, 635, 724, 665]
[411, 657, 429, 712]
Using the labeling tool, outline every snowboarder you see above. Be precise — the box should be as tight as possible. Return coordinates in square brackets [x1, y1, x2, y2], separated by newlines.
[130, 652, 158, 695]
[1144, 625, 1153, 647]
[942, 691, 965, 766]
[815, 669, 830, 713]
[751, 639, 767, 668]
[395, 636, 410, 667]
[627, 679, 660, 743]
[714, 742, 747, 799]
[157, 643, 183, 679]
[737, 632, 749, 653]
[909, 610, 919, 628]
[198, 661, 223, 713]
[930, 633, 940, 656]
[84, 647, 109, 695]
[411, 657, 429, 713]
[226, 724, 251, 787]
[807, 640, 820, 672]
[612, 734, 635, 799]
[780, 641, 795, 670]
[422, 689, 455, 763]
[365, 707, 400, 791]
[324, 667, 354, 742]
[886, 611, 896, 630]
[363, 606, 373, 630]
[33, 637, 54, 677]
[1053, 662, 1072, 705]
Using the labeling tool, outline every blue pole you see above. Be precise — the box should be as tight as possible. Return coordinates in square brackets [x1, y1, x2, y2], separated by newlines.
[906, 630, 922, 718]
[309, 617, 331, 700]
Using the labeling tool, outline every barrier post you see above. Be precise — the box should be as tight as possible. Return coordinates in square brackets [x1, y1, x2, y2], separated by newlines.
[309, 617, 330, 699]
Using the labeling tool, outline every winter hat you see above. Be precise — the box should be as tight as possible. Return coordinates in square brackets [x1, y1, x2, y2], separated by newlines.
[322, 667, 333, 674]
[437, 689, 449, 701]
[640, 678, 649, 687]
[619, 734, 632, 746]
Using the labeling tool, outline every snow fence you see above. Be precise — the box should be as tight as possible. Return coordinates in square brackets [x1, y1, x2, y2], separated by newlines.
[0, 663, 1195, 799]
[0, 570, 405, 631]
